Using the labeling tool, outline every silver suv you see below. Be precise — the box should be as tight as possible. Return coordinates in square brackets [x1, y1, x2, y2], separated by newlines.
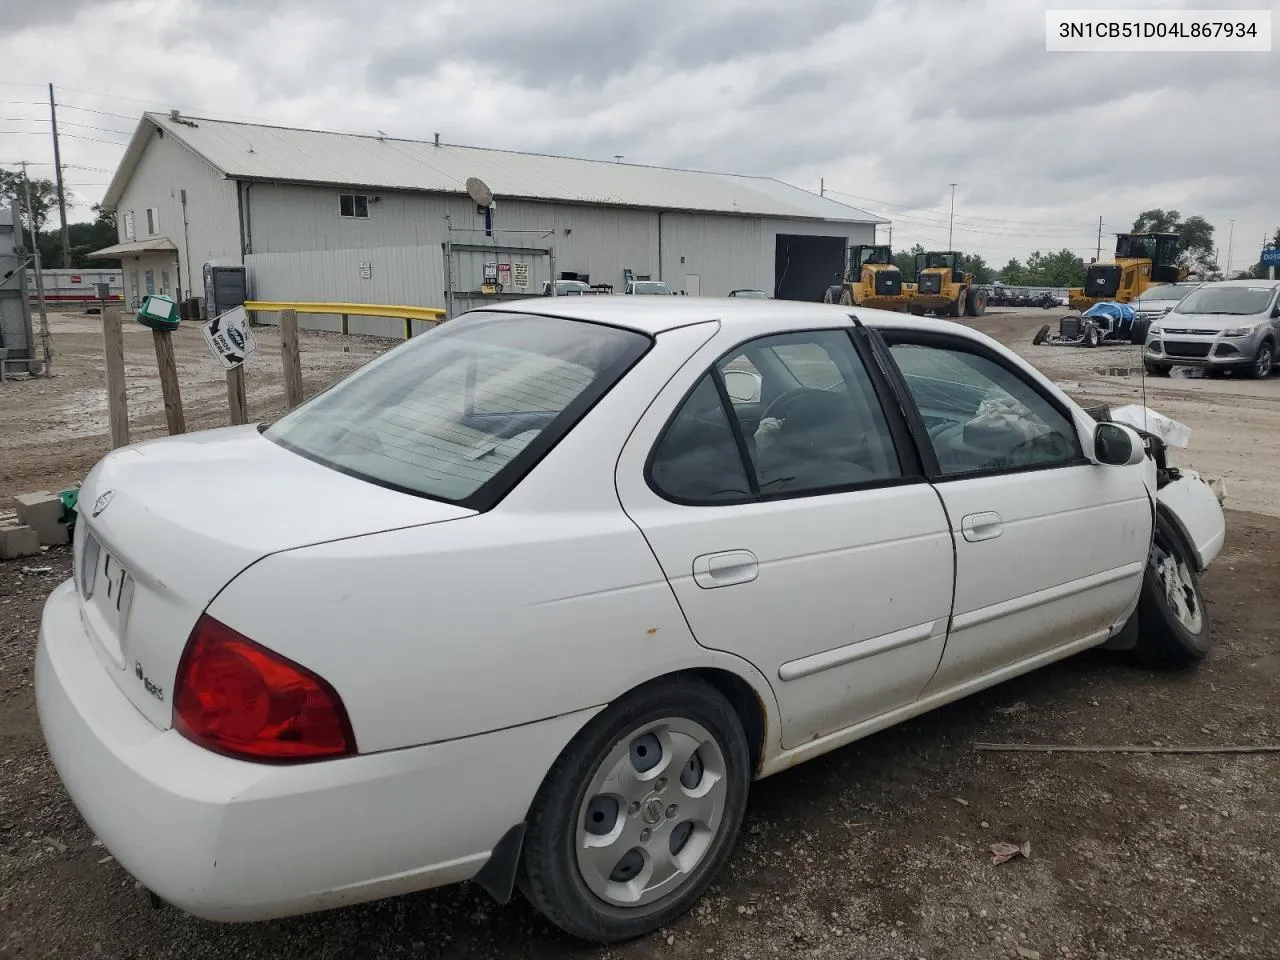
[1144, 279, 1280, 378]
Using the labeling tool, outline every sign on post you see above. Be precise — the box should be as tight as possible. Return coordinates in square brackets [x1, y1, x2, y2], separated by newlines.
[202, 305, 258, 369]
[1261, 247, 1280, 267]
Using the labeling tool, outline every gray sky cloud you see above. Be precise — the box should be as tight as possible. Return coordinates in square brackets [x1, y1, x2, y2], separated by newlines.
[2, 0, 1274, 269]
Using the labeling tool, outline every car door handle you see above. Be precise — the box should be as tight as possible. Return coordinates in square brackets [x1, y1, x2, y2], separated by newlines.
[961, 512, 1004, 542]
[692, 550, 759, 589]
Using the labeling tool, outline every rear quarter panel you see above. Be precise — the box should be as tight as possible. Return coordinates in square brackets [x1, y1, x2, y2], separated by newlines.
[205, 320, 781, 756]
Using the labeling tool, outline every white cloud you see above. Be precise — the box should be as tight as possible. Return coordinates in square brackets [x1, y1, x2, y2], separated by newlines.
[2, 0, 1274, 269]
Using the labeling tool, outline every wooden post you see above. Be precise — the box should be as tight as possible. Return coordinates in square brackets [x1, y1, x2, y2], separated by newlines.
[226, 364, 248, 425]
[280, 308, 304, 410]
[404, 316, 413, 340]
[102, 307, 130, 448]
[340, 313, 349, 336]
[151, 329, 186, 435]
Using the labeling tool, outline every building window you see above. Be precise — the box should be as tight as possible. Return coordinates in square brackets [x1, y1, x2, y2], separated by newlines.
[339, 194, 370, 219]
[123, 211, 135, 241]
[145, 207, 159, 235]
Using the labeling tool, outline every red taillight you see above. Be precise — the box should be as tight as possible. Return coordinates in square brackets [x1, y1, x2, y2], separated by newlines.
[173, 615, 355, 762]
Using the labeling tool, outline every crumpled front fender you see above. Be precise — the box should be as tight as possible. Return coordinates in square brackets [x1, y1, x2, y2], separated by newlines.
[1155, 469, 1226, 573]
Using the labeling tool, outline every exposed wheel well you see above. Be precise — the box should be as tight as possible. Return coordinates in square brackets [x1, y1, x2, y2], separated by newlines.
[685, 668, 768, 777]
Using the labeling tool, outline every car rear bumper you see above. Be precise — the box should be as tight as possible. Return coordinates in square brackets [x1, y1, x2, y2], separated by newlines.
[35, 580, 599, 922]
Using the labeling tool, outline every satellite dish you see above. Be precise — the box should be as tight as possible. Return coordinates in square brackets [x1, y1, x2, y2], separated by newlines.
[466, 177, 494, 207]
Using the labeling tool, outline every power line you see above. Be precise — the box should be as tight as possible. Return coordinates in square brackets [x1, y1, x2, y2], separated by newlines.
[1, 99, 139, 121]
[0, 117, 132, 135]
[0, 130, 128, 145]
[824, 187, 1099, 232]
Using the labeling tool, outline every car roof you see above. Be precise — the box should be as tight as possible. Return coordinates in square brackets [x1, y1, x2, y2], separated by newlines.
[1202, 278, 1280, 288]
[487, 295, 976, 337]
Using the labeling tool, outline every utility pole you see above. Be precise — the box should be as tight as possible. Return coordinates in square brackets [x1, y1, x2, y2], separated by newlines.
[887, 223, 892, 249]
[820, 178, 825, 197]
[1225, 219, 1235, 277]
[21, 161, 52, 374]
[48, 83, 71, 270]
[948, 183, 956, 249]
[1096, 216, 1103, 261]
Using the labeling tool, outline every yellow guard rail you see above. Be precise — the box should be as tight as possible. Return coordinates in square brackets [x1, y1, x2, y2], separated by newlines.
[243, 301, 446, 339]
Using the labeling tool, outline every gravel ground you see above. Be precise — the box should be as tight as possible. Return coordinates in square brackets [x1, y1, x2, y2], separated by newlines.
[1, 308, 1278, 959]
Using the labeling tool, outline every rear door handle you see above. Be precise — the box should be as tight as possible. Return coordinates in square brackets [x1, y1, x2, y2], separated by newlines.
[692, 550, 759, 589]
[961, 511, 1003, 542]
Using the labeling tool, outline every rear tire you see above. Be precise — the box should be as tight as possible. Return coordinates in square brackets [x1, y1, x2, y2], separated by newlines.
[822, 285, 841, 304]
[519, 677, 751, 944]
[1245, 340, 1274, 379]
[1134, 512, 1211, 668]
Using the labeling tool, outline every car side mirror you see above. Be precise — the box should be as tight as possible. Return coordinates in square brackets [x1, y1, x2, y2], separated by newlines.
[722, 370, 763, 404]
[1271, 304, 1280, 318]
[1093, 422, 1146, 467]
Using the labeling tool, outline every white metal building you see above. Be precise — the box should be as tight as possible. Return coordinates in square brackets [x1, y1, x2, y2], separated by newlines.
[93, 111, 883, 334]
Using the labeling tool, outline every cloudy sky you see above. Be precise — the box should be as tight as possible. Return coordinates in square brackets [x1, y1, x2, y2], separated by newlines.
[1, 0, 1275, 271]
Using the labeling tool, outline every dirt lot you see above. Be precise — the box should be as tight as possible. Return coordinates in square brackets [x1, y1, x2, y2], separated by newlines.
[1, 309, 1278, 959]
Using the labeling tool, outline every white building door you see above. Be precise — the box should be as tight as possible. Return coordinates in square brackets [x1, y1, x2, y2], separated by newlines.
[683, 274, 700, 297]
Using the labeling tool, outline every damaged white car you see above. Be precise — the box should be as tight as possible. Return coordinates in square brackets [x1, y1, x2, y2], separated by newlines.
[36, 298, 1225, 944]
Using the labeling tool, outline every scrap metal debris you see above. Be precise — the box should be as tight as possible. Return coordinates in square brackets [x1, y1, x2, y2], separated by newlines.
[990, 841, 1032, 865]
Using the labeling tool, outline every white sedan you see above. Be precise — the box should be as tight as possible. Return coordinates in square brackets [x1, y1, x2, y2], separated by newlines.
[36, 298, 1225, 943]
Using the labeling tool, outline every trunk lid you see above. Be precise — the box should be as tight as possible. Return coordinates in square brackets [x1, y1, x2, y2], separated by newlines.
[73, 425, 474, 729]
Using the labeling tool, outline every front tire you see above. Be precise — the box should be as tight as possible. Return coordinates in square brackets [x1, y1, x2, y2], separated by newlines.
[1134, 512, 1211, 667]
[839, 288, 854, 307]
[520, 677, 751, 943]
[1144, 361, 1172, 376]
[1245, 340, 1274, 379]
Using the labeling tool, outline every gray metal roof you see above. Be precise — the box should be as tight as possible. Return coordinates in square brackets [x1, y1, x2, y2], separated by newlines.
[104, 113, 884, 224]
[87, 237, 178, 259]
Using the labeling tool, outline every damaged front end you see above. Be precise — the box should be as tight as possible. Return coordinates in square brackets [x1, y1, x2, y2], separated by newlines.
[1087, 403, 1227, 652]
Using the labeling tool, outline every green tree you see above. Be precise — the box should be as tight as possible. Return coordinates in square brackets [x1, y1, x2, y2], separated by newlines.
[893, 243, 925, 280]
[964, 253, 994, 284]
[0, 170, 56, 237]
[1130, 208, 1217, 276]
[1020, 249, 1086, 287]
[997, 258, 1027, 284]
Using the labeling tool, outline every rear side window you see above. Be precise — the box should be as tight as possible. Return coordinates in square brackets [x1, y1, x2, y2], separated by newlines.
[648, 375, 754, 503]
[649, 330, 904, 504]
[266, 313, 649, 508]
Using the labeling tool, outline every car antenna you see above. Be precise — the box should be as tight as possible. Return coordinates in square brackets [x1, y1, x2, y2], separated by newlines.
[1137, 306, 1148, 436]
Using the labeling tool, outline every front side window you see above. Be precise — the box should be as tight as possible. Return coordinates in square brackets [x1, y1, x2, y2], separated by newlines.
[266, 313, 648, 507]
[887, 340, 1081, 476]
[649, 330, 903, 504]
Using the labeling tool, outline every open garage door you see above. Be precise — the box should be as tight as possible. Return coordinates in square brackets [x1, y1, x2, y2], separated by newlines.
[774, 234, 847, 302]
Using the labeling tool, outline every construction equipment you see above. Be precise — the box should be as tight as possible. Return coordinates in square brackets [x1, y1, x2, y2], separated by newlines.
[907, 251, 986, 318]
[822, 244, 911, 312]
[1068, 232, 1187, 313]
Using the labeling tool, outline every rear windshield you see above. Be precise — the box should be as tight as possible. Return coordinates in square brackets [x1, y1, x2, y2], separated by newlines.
[1136, 285, 1186, 301]
[1174, 285, 1277, 316]
[265, 313, 649, 508]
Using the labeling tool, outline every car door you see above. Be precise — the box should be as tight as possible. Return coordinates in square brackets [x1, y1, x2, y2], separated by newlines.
[615, 322, 955, 749]
[874, 329, 1152, 695]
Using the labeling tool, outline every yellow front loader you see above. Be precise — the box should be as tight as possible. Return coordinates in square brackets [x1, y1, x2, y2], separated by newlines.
[822, 245, 911, 312]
